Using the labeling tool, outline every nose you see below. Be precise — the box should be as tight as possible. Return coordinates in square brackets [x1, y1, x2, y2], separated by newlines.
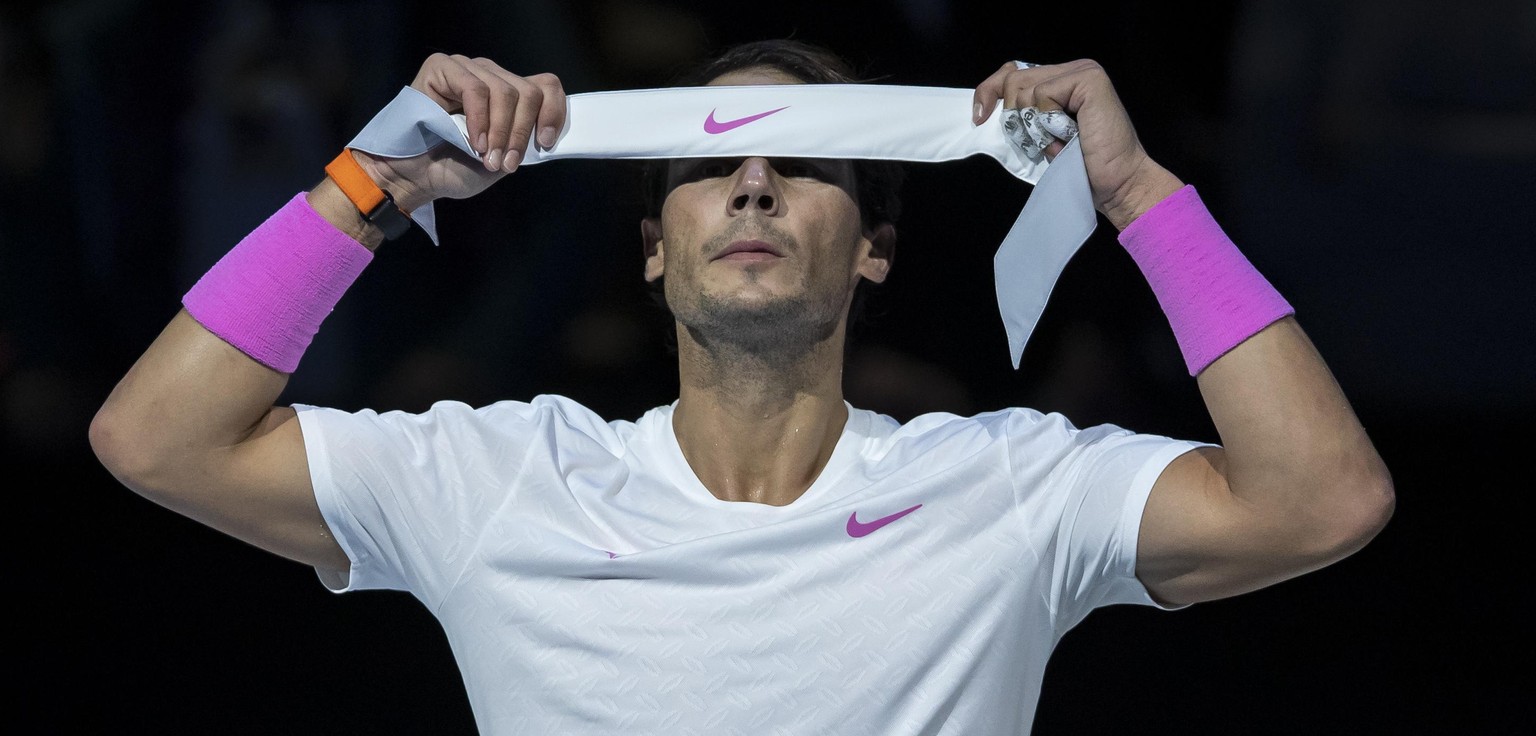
[727, 157, 781, 217]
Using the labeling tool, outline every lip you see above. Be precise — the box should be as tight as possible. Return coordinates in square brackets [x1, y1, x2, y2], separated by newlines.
[712, 239, 785, 261]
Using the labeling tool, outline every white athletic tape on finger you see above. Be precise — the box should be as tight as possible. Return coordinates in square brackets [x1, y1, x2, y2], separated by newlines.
[1003, 61, 1080, 157]
[345, 84, 1095, 369]
[1036, 109, 1078, 140]
[1002, 107, 1079, 160]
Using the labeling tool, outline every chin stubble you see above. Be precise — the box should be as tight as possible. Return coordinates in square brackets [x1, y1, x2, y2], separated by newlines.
[671, 223, 850, 358]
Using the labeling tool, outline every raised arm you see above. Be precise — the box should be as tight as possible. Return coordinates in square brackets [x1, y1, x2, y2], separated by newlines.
[88, 54, 566, 572]
[973, 60, 1394, 606]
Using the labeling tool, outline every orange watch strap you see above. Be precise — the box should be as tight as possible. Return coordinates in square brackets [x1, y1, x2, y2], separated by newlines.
[324, 148, 394, 216]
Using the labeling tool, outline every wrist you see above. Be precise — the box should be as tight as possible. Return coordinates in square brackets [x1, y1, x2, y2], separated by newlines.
[1101, 160, 1185, 232]
[351, 149, 432, 214]
[306, 177, 386, 250]
[183, 192, 374, 373]
[321, 148, 420, 245]
[1117, 185, 1294, 374]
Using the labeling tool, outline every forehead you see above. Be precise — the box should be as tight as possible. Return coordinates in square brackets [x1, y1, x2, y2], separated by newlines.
[706, 66, 806, 87]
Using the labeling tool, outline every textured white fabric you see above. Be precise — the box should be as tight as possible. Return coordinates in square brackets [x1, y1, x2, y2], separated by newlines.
[295, 396, 1206, 735]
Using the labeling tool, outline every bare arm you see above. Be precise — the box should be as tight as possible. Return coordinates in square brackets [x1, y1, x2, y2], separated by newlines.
[91, 318, 334, 566]
[89, 54, 567, 572]
[88, 183, 383, 572]
[1137, 316, 1394, 605]
[973, 61, 1394, 607]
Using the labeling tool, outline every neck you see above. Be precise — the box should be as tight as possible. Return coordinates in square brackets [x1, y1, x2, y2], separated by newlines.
[670, 320, 850, 506]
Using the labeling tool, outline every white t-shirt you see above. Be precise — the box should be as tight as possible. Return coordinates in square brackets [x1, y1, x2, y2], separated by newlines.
[295, 395, 1208, 735]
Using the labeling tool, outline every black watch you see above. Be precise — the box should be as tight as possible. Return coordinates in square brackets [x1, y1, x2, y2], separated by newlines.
[364, 189, 413, 241]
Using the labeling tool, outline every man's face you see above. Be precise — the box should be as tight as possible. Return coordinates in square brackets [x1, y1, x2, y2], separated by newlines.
[642, 67, 894, 349]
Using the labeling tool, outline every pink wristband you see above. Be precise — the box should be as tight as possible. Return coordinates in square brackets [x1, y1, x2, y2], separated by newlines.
[182, 192, 374, 373]
[1118, 185, 1293, 375]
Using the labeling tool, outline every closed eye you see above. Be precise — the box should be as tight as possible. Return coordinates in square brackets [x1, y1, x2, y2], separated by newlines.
[672, 158, 839, 184]
[678, 158, 737, 181]
[778, 159, 824, 179]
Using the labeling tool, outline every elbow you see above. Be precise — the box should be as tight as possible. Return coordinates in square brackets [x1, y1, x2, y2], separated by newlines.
[89, 403, 134, 483]
[1321, 455, 1396, 560]
[1362, 462, 1396, 542]
[89, 402, 163, 494]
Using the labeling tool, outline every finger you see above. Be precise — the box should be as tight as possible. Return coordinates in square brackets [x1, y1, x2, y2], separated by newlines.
[472, 62, 556, 172]
[1006, 59, 1098, 112]
[972, 60, 1023, 124]
[975, 60, 1072, 123]
[1002, 68, 1057, 112]
[1043, 139, 1066, 162]
[526, 72, 567, 151]
[471, 59, 544, 172]
[451, 55, 518, 171]
[415, 54, 494, 158]
[1025, 71, 1081, 117]
[1032, 75, 1092, 166]
[420, 54, 491, 156]
[505, 80, 543, 172]
[481, 74, 538, 173]
[410, 53, 464, 113]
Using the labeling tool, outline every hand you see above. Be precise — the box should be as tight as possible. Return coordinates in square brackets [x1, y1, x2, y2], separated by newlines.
[972, 60, 1183, 230]
[353, 53, 567, 212]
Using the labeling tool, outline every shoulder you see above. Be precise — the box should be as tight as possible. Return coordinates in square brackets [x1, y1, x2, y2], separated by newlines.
[296, 394, 645, 448]
[849, 404, 1068, 460]
[854, 403, 1180, 470]
[860, 404, 1081, 445]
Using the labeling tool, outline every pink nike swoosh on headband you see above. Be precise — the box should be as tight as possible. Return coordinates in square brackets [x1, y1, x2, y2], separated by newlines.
[846, 504, 923, 538]
[703, 106, 790, 134]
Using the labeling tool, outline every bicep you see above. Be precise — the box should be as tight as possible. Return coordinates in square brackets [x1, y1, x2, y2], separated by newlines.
[1135, 446, 1308, 606]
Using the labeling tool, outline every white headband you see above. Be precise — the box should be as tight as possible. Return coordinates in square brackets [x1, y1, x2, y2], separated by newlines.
[346, 84, 1096, 368]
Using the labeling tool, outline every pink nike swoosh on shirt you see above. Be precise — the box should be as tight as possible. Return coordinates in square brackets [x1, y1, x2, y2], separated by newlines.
[703, 106, 790, 134]
[846, 504, 923, 538]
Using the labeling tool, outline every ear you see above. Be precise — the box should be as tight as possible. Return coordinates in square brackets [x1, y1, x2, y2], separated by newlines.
[856, 222, 897, 284]
[641, 217, 665, 282]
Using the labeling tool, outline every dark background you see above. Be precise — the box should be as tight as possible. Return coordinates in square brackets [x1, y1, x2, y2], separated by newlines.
[6, 0, 1531, 733]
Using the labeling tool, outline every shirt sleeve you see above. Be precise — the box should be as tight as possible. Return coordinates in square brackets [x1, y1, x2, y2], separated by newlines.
[294, 398, 561, 607]
[1005, 409, 1214, 634]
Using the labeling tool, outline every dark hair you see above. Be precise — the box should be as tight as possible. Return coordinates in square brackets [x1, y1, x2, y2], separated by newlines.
[638, 38, 906, 341]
